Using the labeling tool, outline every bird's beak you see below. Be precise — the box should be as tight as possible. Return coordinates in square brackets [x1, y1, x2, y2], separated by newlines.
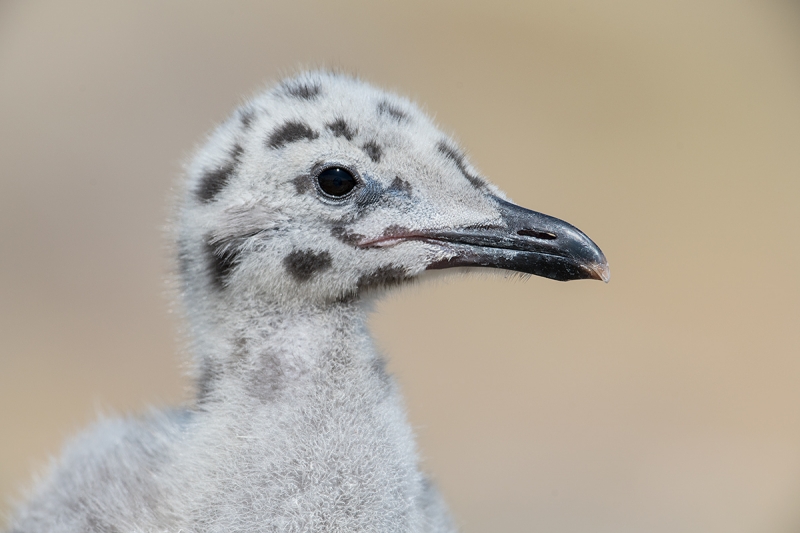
[424, 197, 610, 282]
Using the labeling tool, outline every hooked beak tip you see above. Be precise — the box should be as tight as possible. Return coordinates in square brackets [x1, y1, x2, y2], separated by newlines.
[587, 261, 611, 283]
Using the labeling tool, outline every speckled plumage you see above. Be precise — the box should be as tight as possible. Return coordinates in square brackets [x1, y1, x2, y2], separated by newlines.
[6, 71, 607, 533]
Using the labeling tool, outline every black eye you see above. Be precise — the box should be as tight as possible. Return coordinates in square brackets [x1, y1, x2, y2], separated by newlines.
[317, 167, 357, 197]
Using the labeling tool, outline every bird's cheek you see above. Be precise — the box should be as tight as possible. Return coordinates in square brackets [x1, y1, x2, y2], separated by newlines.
[386, 240, 449, 274]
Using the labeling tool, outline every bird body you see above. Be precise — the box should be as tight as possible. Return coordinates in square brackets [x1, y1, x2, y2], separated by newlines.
[6, 71, 607, 533]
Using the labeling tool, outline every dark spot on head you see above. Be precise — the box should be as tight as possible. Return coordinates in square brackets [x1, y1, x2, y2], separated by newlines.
[240, 109, 255, 129]
[378, 101, 408, 122]
[327, 118, 356, 141]
[205, 237, 241, 289]
[230, 143, 244, 162]
[382, 225, 410, 237]
[388, 176, 413, 195]
[292, 174, 312, 194]
[436, 141, 486, 189]
[283, 249, 332, 282]
[284, 81, 321, 100]
[362, 140, 382, 163]
[357, 265, 410, 291]
[196, 144, 245, 203]
[267, 121, 319, 149]
[331, 226, 364, 247]
[197, 163, 234, 203]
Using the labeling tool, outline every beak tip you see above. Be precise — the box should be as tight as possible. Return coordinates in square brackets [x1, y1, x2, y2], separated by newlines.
[589, 261, 611, 283]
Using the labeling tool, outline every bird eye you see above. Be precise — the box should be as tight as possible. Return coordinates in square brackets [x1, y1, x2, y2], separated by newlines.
[317, 167, 357, 197]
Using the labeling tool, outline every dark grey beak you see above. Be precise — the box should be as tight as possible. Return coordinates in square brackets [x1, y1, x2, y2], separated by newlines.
[426, 197, 610, 282]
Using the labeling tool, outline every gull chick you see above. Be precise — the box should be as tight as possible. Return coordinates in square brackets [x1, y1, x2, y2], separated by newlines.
[6, 71, 608, 533]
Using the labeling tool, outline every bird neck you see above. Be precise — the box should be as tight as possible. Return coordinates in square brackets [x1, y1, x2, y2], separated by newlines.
[193, 297, 389, 408]
[177, 297, 424, 531]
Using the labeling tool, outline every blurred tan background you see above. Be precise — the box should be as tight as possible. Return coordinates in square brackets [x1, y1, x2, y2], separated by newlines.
[1, 1, 799, 531]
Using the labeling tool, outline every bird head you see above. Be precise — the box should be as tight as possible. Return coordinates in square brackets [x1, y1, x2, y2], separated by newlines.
[176, 71, 609, 310]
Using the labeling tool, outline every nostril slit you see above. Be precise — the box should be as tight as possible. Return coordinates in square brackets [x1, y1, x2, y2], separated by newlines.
[518, 229, 557, 240]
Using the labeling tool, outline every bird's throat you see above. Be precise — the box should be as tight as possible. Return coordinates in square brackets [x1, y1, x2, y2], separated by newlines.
[193, 299, 389, 408]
